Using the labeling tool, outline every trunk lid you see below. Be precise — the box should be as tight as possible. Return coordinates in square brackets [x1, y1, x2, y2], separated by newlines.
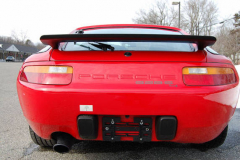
[41, 33, 215, 62]
[50, 50, 206, 62]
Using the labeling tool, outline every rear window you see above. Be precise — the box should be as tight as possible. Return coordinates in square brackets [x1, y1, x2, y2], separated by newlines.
[38, 45, 51, 53]
[63, 42, 193, 52]
[206, 46, 219, 54]
[61, 28, 194, 52]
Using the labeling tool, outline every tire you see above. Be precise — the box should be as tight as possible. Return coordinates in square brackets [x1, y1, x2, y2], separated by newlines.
[29, 126, 56, 147]
[193, 125, 228, 150]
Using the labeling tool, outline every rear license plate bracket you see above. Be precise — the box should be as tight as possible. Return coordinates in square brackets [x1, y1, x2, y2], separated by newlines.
[102, 117, 152, 142]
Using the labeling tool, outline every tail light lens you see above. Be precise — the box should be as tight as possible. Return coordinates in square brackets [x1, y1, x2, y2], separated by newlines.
[183, 67, 236, 86]
[20, 66, 73, 85]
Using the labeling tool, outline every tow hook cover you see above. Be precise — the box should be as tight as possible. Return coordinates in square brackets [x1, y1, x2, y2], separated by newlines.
[155, 116, 177, 140]
[78, 115, 98, 139]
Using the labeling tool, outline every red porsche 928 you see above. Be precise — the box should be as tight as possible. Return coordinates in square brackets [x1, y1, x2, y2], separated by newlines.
[17, 24, 239, 153]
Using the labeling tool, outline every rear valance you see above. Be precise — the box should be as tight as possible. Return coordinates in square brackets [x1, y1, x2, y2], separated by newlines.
[40, 34, 216, 50]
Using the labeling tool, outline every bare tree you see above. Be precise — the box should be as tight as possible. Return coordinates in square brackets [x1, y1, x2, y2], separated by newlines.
[0, 36, 15, 43]
[212, 13, 240, 64]
[0, 31, 43, 51]
[25, 39, 34, 46]
[213, 27, 240, 64]
[182, 0, 218, 35]
[35, 42, 46, 50]
[234, 11, 240, 27]
[133, 0, 178, 27]
[133, 0, 218, 35]
[11, 30, 28, 45]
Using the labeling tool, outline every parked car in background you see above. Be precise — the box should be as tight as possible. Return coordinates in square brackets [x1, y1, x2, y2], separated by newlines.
[6, 56, 15, 62]
[17, 24, 239, 153]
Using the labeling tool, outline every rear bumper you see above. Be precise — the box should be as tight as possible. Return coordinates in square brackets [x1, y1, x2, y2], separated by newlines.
[17, 79, 239, 143]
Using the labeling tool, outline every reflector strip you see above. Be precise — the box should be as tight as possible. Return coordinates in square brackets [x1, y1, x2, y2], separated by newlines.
[183, 67, 234, 75]
[49, 67, 68, 73]
[188, 68, 208, 74]
[24, 66, 73, 74]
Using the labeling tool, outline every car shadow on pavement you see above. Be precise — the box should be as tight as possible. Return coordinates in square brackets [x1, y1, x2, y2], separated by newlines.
[35, 110, 240, 156]
[36, 141, 193, 154]
[70, 141, 192, 154]
[37, 130, 240, 155]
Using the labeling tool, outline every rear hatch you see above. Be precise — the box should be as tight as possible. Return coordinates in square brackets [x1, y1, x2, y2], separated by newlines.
[41, 33, 216, 89]
[44, 33, 215, 62]
[50, 50, 206, 62]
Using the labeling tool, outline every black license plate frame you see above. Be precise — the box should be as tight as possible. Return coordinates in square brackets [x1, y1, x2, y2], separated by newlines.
[102, 117, 152, 142]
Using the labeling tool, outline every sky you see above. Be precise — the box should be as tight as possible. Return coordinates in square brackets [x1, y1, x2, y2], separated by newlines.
[0, 0, 239, 44]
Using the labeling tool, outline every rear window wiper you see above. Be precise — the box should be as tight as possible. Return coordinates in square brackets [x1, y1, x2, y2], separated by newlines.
[89, 42, 115, 51]
[78, 44, 95, 51]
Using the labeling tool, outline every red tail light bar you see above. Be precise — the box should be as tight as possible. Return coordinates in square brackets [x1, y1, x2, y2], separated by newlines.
[183, 67, 236, 86]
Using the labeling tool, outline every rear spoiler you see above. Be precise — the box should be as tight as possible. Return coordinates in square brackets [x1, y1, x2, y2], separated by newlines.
[40, 34, 216, 50]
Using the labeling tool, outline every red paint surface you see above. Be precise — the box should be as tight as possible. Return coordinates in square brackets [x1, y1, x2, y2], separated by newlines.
[50, 50, 207, 62]
[75, 24, 182, 32]
[17, 24, 240, 144]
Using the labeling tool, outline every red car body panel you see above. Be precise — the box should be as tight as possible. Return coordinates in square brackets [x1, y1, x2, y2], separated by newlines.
[76, 24, 182, 31]
[50, 50, 207, 62]
[17, 24, 240, 144]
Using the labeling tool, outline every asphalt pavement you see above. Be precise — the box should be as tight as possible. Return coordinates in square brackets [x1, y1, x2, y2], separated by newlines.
[1, 62, 240, 160]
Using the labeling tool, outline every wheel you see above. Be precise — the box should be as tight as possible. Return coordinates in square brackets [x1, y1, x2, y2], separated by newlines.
[29, 126, 56, 147]
[193, 125, 228, 151]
